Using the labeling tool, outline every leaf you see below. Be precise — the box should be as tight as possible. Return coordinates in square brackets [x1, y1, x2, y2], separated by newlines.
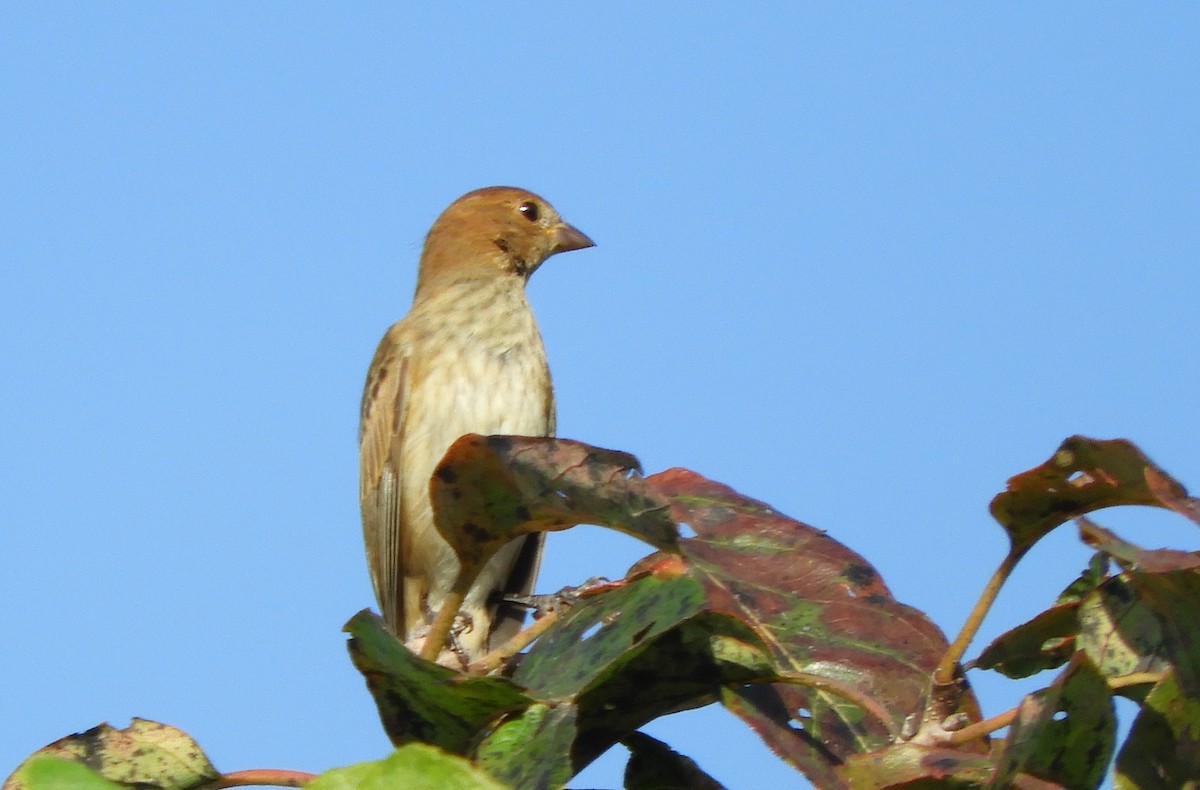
[989, 655, 1115, 790]
[1078, 566, 1200, 692]
[2, 757, 125, 790]
[475, 703, 576, 790]
[1114, 670, 1200, 789]
[0, 719, 218, 790]
[1057, 551, 1112, 605]
[971, 553, 1112, 679]
[1077, 518, 1200, 574]
[307, 744, 507, 790]
[623, 732, 728, 790]
[838, 742, 996, 789]
[392, 443, 978, 785]
[513, 464, 978, 784]
[430, 435, 678, 581]
[515, 570, 774, 771]
[1144, 466, 1200, 527]
[989, 436, 1191, 554]
[650, 469, 982, 786]
[344, 610, 531, 753]
[972, 603, 1079, 679]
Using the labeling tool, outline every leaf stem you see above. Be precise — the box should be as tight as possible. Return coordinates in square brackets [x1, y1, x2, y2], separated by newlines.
[934, 546, 1025, 685]
[1108, 671, 1164, 690]
[207, 769, 316, 788]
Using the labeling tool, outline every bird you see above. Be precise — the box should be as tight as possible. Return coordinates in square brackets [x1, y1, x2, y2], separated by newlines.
[359, 186, 594, 663]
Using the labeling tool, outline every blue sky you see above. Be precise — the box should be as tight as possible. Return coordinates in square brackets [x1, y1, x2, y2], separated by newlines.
[2, 5, 1197, 788]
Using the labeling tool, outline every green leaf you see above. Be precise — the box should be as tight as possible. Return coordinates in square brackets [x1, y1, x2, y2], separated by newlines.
[475, 703, 576, 790]
[515, 569, 772, 772]
[989, 655, 1115, 789]
[839, 742, 996, 788]
[2, 757, 125, 790]
[623, 732, 728, 790]
[1058, 551, 1112, 604]
[517, 571, 715, 696]
[308, 744, 508, 790]
[344, 610, 531, 753]
[1078, 568, 1200, 689]
[1115, 670, 1200, 789]
[971, 553, 1117, 680]
[1, 720, 218, 790]
[972, 602, 1078, 679]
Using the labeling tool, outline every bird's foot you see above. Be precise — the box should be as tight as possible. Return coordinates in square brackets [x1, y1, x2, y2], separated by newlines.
[446, 613, 476, 668]
[504, 576, 612, 618]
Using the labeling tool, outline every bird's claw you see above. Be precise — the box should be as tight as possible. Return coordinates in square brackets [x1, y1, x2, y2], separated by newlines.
[504, 576, 612, 617]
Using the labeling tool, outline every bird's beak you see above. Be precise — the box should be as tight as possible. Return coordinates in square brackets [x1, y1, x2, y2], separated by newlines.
[550, 222, 595, 254]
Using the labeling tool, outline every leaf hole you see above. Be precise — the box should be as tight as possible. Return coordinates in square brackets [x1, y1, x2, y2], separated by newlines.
[678, 522, 698, 539]
[1052, 710, 1067, 722]
[1066, 471, 1093, 487]
[579, 622, 603, 641]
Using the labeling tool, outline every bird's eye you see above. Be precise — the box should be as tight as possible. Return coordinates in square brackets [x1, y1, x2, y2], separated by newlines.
[517, 201, 541, 222]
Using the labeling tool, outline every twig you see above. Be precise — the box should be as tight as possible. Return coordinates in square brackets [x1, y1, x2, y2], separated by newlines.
[944, 706, 1017, 746]
[468, 608, 563, 674]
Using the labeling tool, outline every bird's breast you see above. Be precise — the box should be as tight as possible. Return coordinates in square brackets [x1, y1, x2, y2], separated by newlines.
[404, 283, 554, 475]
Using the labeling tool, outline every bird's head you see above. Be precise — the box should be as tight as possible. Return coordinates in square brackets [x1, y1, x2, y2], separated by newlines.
[416, 186, 594, 295]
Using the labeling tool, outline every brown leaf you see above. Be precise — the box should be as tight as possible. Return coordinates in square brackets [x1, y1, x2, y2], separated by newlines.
[1077, 517, 1200, 574]
[989, 436, 1191, 553]
[646, 468, 983, 782]
[1146, 466, 1200, 527]
[430, 435, 678, 574]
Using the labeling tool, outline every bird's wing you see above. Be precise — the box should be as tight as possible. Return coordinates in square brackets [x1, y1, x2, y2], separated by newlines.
[488, 533, 546, 648]
[359, 325, 410, 634]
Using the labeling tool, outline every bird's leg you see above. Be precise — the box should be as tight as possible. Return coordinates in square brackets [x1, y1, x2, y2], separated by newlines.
[402, 622, 431, 656]
[468, 606, 562, 674]
[419, 586, 467, 662]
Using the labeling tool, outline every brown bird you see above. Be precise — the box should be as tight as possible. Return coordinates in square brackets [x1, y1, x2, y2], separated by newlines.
[359, 186, 593, 661]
